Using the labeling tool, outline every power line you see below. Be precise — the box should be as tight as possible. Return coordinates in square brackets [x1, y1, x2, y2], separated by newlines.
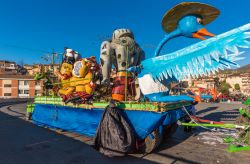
[0, 42, 51, 54]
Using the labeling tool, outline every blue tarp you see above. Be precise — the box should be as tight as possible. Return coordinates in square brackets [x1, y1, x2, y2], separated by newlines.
[32, 104, 194, 139]
[146, 94, 194, 102]
[201, 94, 213, 99]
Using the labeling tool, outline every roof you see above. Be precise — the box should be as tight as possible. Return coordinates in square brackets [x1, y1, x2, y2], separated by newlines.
[0, 74, 34, 80]
[0, 60, 16, 64]
[24, 64, 60, 66]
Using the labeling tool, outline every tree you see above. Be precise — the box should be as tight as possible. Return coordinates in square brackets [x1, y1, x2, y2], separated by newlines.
[234, 83, 240, 91]
[214, 77, 220, 89]
[219, 80, 231, 96]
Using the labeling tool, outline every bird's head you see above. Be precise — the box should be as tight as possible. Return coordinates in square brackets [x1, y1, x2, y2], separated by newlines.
[177, 15, 215, 40]
[154, 2, 220, 56]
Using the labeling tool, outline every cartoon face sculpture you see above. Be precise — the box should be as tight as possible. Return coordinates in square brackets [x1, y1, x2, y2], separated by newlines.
[100, 28, 145, 84]
[60, 63, 73, 78]
[70, 60, 93, 94]
[72, 60, 89, 78]
[100, 29, 145, 101]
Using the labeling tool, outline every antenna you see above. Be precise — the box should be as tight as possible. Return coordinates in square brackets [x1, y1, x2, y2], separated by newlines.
[40, 49, 63, 73]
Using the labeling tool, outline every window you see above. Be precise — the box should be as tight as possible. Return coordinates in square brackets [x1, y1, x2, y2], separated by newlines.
[35, 90, 41, 96]
[4, 84, 11, 87]
[4, 93, 11, 96]
[19, 81, 24, 85]
[9, 64, 15, 68]
[24, 81, 29, 86]
[35, 81, 40, 86]
[18, 90, 29, 94]
[19, 80, 29, 86]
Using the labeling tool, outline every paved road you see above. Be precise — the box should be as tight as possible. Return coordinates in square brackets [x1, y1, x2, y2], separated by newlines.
[0, 102, 155, 164]
[136, 102, 250, 163]
[0, 100, 250, 164]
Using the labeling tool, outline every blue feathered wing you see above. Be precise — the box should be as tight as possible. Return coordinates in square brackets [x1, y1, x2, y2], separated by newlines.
[140, 23, 250, 81]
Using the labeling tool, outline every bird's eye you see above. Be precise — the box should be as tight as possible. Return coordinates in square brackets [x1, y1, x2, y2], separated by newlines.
[121, 39, 127, 43]
[197, 17, 203, 24]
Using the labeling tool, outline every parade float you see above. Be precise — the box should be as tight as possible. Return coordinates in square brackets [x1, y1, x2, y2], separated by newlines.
[27, 2, 250, 155]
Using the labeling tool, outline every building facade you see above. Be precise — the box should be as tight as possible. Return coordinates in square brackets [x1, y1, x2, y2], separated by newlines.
[0, 75, 42, 98]
[239, 73, 250, 96]
[185, 77, 216, 90]
[187, 72, 250, 96]
[24, 64, 60, 76]
[0, 60, 19, 75]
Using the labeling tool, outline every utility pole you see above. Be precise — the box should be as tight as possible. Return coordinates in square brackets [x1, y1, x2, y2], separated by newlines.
[41, 49, 64, 75]
[51, 49, 55, 73]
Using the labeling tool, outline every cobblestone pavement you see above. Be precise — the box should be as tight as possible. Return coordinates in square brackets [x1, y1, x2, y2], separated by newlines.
[0, 99, 250, 164]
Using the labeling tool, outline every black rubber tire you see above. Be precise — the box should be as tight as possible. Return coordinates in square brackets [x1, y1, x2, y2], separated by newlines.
[140, 129, 163, 153]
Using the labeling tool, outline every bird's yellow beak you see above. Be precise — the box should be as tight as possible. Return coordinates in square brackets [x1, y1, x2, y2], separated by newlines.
[192, 28, 215, 40]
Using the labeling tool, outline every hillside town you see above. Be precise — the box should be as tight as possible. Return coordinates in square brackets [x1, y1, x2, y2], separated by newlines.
[0, 59, 249, 100]
[0, 60, 59, 98]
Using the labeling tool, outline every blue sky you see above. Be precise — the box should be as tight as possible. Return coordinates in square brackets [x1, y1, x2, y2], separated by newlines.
[0, 0, 249, 66]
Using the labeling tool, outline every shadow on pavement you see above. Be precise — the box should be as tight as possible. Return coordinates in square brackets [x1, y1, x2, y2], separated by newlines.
[0, 111, 156, 164]
[196, 106, 218, 115]
[153, 126, 192, 149]
[155, 152, 200, 164]
[0, 98, 33, 108]
[200, 108, 239, 122]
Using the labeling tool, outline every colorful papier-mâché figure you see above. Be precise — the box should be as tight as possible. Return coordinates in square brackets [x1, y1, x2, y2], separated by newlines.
[56, 62, 73, 88]
[100, 29, 145, 101]
[62, 47, 81, 65]
[128, 2, 250, 102]
[59, 57, 99, 104]
[55, 47, 79, 95]
[56, 47, 81, 86]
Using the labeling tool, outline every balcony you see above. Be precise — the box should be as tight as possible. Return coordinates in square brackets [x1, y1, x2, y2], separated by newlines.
[18, 94, 29, 98]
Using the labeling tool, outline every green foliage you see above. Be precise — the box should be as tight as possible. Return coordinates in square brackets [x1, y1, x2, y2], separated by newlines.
[213, 77, 221, 91]
[244, 98, 250, 106]
[219, 80, 231, 96]
[34, 73, 45, 80]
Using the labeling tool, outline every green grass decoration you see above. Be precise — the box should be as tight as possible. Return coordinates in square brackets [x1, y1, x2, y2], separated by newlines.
[243, 98, 250, 106]
[227, 145, 250, 152]
[30, 96, 192, 112]
[223, 137, 237, 143]
[239, 108, 250, 119]
[26, 103, 35, 113]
